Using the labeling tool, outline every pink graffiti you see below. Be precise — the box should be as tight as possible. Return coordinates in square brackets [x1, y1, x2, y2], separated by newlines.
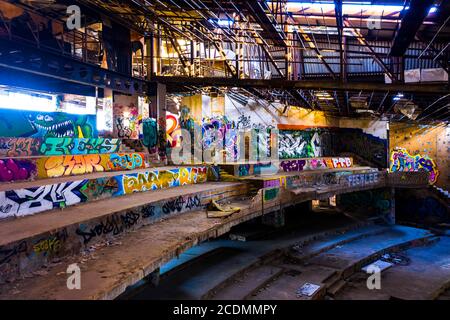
[0, 159, 34, 182]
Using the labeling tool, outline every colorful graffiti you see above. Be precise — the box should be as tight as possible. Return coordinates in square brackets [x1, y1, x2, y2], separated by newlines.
[36, 153, 145, 179]
[279, 157, 353, 172]
[0, 138, 40, 157]
[263, 188, 280, 202]
[278, 130, 328, 159]
[166, 113, 182, 148]
[113, 99, 139, 139]
[0, 159, 36, 182]
[238, 164, 251, 177]
[40, 155, 104, 178]
[40, 138, 120, 155]
[390, 148, 439, 184]
[202, 116, 238, 161]
[143, 118, 158, 150]
[108, 153, 145, 171]
[0, 180, 88, 219]
[115, 166, 208, 195]
[0, 109, 97, 138]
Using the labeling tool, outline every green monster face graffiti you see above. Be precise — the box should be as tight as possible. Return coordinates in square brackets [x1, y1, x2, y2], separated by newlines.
[30, 113, 93, 138]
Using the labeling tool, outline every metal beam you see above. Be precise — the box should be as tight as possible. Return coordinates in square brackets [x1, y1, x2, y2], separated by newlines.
[152, 76, 450, 94]
[335, 0, 345, 82]
[390, 0, 435, 57]
[245, 1, 286, 47]
[0, 38, 147, 95]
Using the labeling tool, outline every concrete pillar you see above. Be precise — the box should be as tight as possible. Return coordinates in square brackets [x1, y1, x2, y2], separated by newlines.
[387, 187, 396, 225]
[157, 83, 167, 164]
[262, 209, 285, 228]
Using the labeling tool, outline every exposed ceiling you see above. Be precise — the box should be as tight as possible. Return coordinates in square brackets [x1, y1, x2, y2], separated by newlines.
[3, 0, 450, 122]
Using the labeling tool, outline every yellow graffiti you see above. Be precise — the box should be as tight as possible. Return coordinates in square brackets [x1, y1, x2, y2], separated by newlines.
[120, 167, 208, 195]
[33, 237, 62, 254]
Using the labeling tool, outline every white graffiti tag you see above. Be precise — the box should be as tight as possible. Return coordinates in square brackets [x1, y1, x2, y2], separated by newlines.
[0, 180, 87, 219]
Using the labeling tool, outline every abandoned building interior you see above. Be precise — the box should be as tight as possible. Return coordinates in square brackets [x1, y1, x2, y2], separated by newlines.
[0, 0, 449, 301]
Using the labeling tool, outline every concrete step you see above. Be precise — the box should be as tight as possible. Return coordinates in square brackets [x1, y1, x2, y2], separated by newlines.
[249, 266, 337, 300]
[210, 265, 283, 300]
[0, 181, 247, 284]
[251, 226, 432, 300]
[289, 224, 391, 262]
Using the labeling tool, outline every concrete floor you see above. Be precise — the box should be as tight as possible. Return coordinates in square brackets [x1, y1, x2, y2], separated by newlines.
[120, 212, 370, 299]
[121, 211, 448, 301]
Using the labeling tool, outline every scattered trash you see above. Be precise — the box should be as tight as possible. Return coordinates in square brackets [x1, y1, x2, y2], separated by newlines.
[297, 282, 321, 297]
[381, 253, 410, 266]
[206, 200, 240, 218]
[362, 260, 393, 273]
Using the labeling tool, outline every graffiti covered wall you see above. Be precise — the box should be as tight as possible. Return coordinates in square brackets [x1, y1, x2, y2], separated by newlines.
[0, 180, 89, 219]
[390, 148, 439, 184]
[0, 109, 97, 138]
[389, 123, 449, 188]
[0, 137, 121, 157]
[113, 94, 140, 139]
[36, 153, 146, 179]
[114, 166, 208, 196]
[279, 157, 352, 172]
[278, 130, 331, 159]
[0, 165, 212, 219]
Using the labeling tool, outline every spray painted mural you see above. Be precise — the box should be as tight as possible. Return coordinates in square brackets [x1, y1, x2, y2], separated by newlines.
[279, 157, 353, 172]
[0, 137, 120, 157]
[390, 148, 439, 184]
[113, 95, 140, 139]
[0, 159, 36, 182]
[0, 180, 89, 219]
[143, 118, 158, 151]
[202, 115, 239, 161]
[0, 165, 212, 219]
[114, 166, 208, 195]
[278, 130, 330, 159]
[36, 153, 145, 179]
[0, 109, 97, 138]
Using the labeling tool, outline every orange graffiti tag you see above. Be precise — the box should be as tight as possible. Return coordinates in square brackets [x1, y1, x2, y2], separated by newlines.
[44, 155, 105, 177]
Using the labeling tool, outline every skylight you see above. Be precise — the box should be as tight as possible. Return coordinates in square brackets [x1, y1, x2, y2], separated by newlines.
[271, 1, 437, 16]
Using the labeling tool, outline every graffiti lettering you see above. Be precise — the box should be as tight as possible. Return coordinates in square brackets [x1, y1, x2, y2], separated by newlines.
[76, 211, 141, 245]
[40, 138, 120, 155]
[33, 229, 68, 256]
[116, 167, 208, 195]
[108, 153, 145, 170]
[280, 157, 353, 172]
[390, 148, 439, 184]
[0, 180, 88, 219]
[43, 155, 104, 178]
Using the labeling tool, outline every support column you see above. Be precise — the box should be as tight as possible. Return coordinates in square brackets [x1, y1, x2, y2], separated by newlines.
[157, 83, 167, 164]
[387, 188, 396, 225]
[262, 209, 285, 228]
